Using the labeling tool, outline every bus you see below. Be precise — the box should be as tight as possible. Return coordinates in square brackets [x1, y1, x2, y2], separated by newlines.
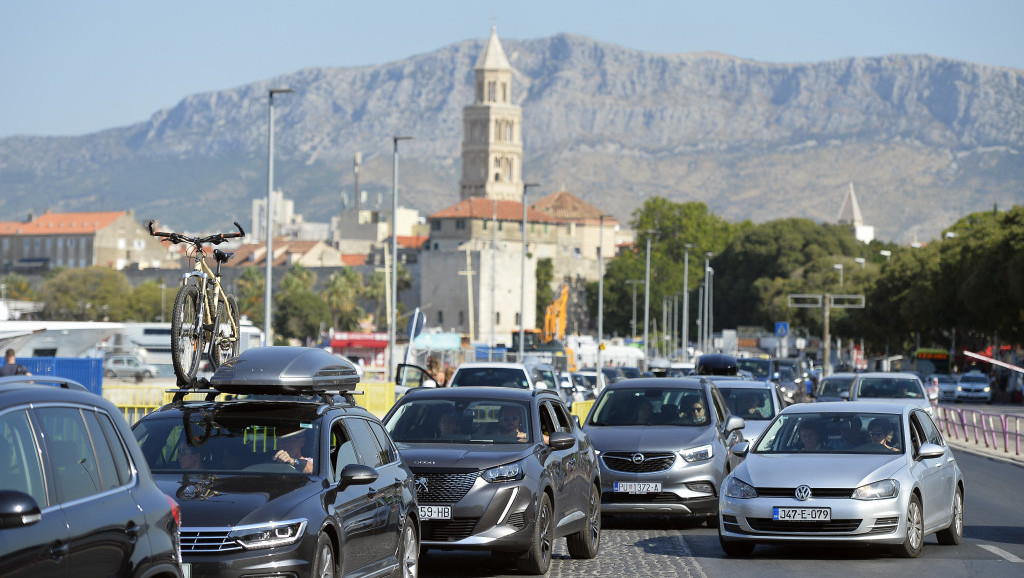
[914, 347, 951, 376]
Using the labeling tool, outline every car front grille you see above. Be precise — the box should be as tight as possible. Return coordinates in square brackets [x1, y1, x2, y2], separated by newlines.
[414, 472, 478, 504]
[179, 528, 243, 553]
[421, 519, 478, 542]
[602, 452, 676, 473]
[747, 518, 862, 533]
[754, 487, 854, 499]
[601, 491, 683, 504]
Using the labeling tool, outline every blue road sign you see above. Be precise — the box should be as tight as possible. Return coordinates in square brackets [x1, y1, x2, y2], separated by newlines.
[775, 322, 789, 338]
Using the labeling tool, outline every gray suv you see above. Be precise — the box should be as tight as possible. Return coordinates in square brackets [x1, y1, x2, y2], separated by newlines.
[583, 377, 745, 526]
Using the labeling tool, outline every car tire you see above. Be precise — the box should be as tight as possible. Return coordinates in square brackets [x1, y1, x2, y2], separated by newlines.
[894, 494, 924, 558]
[143, 370, 153, 378]
[517, 493, 553, 575]
[718, 528, 754, 556]
[312, 532, 336, 578]
[936, 487, 964, 546]
[104, 369, 116, 378]
[393, 515, 419, 578]
[566, 483, 601, 559]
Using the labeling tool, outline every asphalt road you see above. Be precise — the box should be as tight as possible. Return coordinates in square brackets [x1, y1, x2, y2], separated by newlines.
[416, 445, 1024, 578]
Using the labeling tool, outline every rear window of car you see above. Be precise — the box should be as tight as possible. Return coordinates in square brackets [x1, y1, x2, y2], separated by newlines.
[856, 378, 924, 399]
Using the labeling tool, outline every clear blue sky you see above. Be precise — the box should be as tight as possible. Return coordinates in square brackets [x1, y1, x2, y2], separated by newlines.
[2, 0, 1020, 138]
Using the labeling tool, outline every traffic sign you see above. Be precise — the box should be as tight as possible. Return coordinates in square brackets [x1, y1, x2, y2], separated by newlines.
[775, 322, 789, 338]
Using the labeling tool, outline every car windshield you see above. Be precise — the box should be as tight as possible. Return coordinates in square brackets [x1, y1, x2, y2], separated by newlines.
[589, 387, 709, 426]
[449, 367, 529, 388]
[385, 397, 532, 444]
[856, 377, 924, 399]
[718, 387, 774, 421]
[817, 376, 855, 397]
[736, 358, 772, 379]
[753, 412, 905, 454]
[132, 410, 321, 474]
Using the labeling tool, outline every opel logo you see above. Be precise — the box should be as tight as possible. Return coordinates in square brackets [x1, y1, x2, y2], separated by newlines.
[794, 485, 812, 501]
[415, 476, 429, 494]
[631, 453, 645, 464]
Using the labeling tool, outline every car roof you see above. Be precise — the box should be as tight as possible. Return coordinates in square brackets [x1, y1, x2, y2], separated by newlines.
[399, 385, 559, 402]
[603, 377, 705, 389]
[781, 400, 912, 415]
[454, 362, 527, 370]
[0, 376, 114, 410]
[853, 372, 921, 380]
[709, 379, 775, 390]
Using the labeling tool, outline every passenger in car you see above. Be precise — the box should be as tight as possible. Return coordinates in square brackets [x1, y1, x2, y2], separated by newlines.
[796, 420, 824, 451]
[489, 406, 528, 442]
[176, 441, 204, 470]
[867, 418, 900, 452]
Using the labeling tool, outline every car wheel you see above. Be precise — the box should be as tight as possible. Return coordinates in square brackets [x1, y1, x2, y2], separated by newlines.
[312, 532, 336, 578]
[394, 516, 419, 578]
[894, 494, 924, 558]
[936, 487, 964, 545]
[517, 493, 553, 575]
[143, 370, 153, 378]
[104, 369, 116, 378]
[566, 483, 601, 559]
[718, 527, 754, 556]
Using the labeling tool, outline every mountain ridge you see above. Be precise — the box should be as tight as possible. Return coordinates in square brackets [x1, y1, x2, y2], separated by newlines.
[1, 33, 1021, 242]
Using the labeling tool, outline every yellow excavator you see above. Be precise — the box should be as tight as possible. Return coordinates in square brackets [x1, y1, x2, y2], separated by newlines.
[512, 284, 576, 372]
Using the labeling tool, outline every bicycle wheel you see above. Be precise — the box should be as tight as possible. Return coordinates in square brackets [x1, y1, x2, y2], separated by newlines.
[171, 283, 204, 383]
[210, 293, 241, 367]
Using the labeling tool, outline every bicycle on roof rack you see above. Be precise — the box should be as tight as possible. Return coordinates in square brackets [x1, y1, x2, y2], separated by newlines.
[148, 220, 246, 385]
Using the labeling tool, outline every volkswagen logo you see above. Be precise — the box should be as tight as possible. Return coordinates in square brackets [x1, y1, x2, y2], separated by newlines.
[415, 476, 429, 494]
[631, 453, 645, 464]
[794, 484, 812, 501]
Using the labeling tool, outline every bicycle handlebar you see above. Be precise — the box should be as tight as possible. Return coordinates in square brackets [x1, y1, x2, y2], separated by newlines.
[147, 220, 246, 246]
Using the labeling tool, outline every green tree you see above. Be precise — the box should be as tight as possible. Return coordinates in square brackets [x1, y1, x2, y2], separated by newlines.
[273, 290, 330, 344]
[38, 267, 133, 321]
[535, 258, 554, 329]
[321, 268, 366, 331]
[128, 279, 166, 322]
[234, 266, 265, 327]
[1, 273, 35, 300]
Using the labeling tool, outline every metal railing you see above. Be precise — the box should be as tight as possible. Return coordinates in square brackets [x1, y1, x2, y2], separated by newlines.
[932, 404, 1023, 458]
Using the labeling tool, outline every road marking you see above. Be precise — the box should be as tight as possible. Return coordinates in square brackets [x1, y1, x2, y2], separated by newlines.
[980, 544, 1024, 563]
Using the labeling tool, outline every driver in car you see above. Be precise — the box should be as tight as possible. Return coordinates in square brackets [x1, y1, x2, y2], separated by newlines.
[274, 430, 314, 473]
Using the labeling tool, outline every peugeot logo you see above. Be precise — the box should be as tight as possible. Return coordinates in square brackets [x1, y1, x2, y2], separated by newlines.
[631, 453, 645, 464]
[415, 476, 429, 494]
[794, 485, 812, 501]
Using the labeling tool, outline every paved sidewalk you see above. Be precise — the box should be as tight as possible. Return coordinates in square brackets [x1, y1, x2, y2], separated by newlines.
[946, 437, 1024, 465]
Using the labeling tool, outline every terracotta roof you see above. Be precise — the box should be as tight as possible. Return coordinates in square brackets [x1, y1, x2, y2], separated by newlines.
[430, 198, 558, 223]
[531, 190, 617, 224]
[398, 235, 429, 249]
[224, 239, 325, 267]
[0, 211, 127, 235]
[341, 254, 367, 266]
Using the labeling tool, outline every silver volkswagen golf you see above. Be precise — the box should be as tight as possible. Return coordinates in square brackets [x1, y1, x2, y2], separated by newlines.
[718, 401, 964, 557]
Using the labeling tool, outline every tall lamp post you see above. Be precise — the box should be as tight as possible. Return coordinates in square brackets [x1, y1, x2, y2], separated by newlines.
[519, 183, 540, 362]
[596, 214, 610, 373]
[264, 87, 293, 347]
[625, 279, 643, 342]
[389, 136, 413, 382]
[681, 243, 693, 362]
[703, 252, 713, 352]
[643, 232, 654, 367]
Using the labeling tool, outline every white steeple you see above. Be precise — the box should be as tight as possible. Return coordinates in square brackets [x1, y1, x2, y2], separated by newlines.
[838, 182, 875, 243]
[459, 27, 523, 201]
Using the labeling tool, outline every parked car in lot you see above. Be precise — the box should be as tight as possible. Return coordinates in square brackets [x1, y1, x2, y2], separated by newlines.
[814, 372, 857, 402]
[104, 354, 160, 379]
[130, 347, 420, 578]
[955, 372, 992, 403]
[0, 375, 183, 578]
[712, 379, 787, 443]
[719, 402, 965, 558]
[383, 386, 601, 575]
[844, 372, 934, 415]
[582, 377, 746, 526]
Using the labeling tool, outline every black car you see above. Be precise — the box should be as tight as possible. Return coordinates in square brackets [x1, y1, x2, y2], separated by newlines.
[383, 386, 601, 575]
[130, 347, 420, 578]
[0, 375, 183, 578]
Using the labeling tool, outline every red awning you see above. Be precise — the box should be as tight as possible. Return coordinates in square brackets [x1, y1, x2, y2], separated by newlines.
[331, 338, 388, 350]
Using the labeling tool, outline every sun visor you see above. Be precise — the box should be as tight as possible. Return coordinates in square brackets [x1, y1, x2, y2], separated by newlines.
[210, 347, 360, 395]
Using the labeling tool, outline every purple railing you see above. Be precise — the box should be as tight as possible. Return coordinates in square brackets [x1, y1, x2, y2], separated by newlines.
[932, 404, 1024, 458]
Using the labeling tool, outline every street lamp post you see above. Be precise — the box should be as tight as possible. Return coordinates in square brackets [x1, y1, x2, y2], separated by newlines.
[625, 280, 643, 342]
[643, 232, 654, 367]
[681, 243, 693, 362]
[596, 214, 610, 373]
[520, 183, 540, 362]
[264, 87, 293, 347]
[389, 136, 413, 382]
[703, 252, 712, 352]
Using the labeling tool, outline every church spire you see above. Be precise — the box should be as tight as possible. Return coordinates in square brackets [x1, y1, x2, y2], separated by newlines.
[460, 27, 523, 201]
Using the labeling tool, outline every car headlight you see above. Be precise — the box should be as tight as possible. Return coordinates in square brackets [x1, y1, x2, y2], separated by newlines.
[983, 386, 991, 392]
[680, 444, 713, 463]
[231, 519, 307, 550]
[852, 479, 899, 500]
[724, 477, 758, 499]
[482, 459, 525, 483]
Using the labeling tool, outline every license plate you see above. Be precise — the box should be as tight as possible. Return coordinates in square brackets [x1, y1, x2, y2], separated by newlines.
[182, 563, 190, 578]
[773, 507, 831, 521]
[419, 505, 452, 520]
[613, 482, 662, 494]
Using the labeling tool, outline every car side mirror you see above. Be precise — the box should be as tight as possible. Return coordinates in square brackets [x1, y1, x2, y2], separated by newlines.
[730, 440, 750, 457]
[0, 490, 42, 528]
[839, 391, 850, 400]
[917, 442, 945, 460]
[338, 464, 379, 488]
[724, 415, 745, 434]
[547, 431, 575, 450]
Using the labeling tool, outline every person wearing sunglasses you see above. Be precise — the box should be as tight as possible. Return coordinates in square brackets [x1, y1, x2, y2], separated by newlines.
[176, 441, 203, 470]
[866, 417, 900, 452]
[490, 406, 528, 442]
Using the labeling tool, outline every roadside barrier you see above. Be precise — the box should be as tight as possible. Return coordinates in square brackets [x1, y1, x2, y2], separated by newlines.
[933, 404, 1023, 458]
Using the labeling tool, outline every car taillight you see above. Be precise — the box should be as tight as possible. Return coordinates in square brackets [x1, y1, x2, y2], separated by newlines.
[165, 493, 181, 526]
